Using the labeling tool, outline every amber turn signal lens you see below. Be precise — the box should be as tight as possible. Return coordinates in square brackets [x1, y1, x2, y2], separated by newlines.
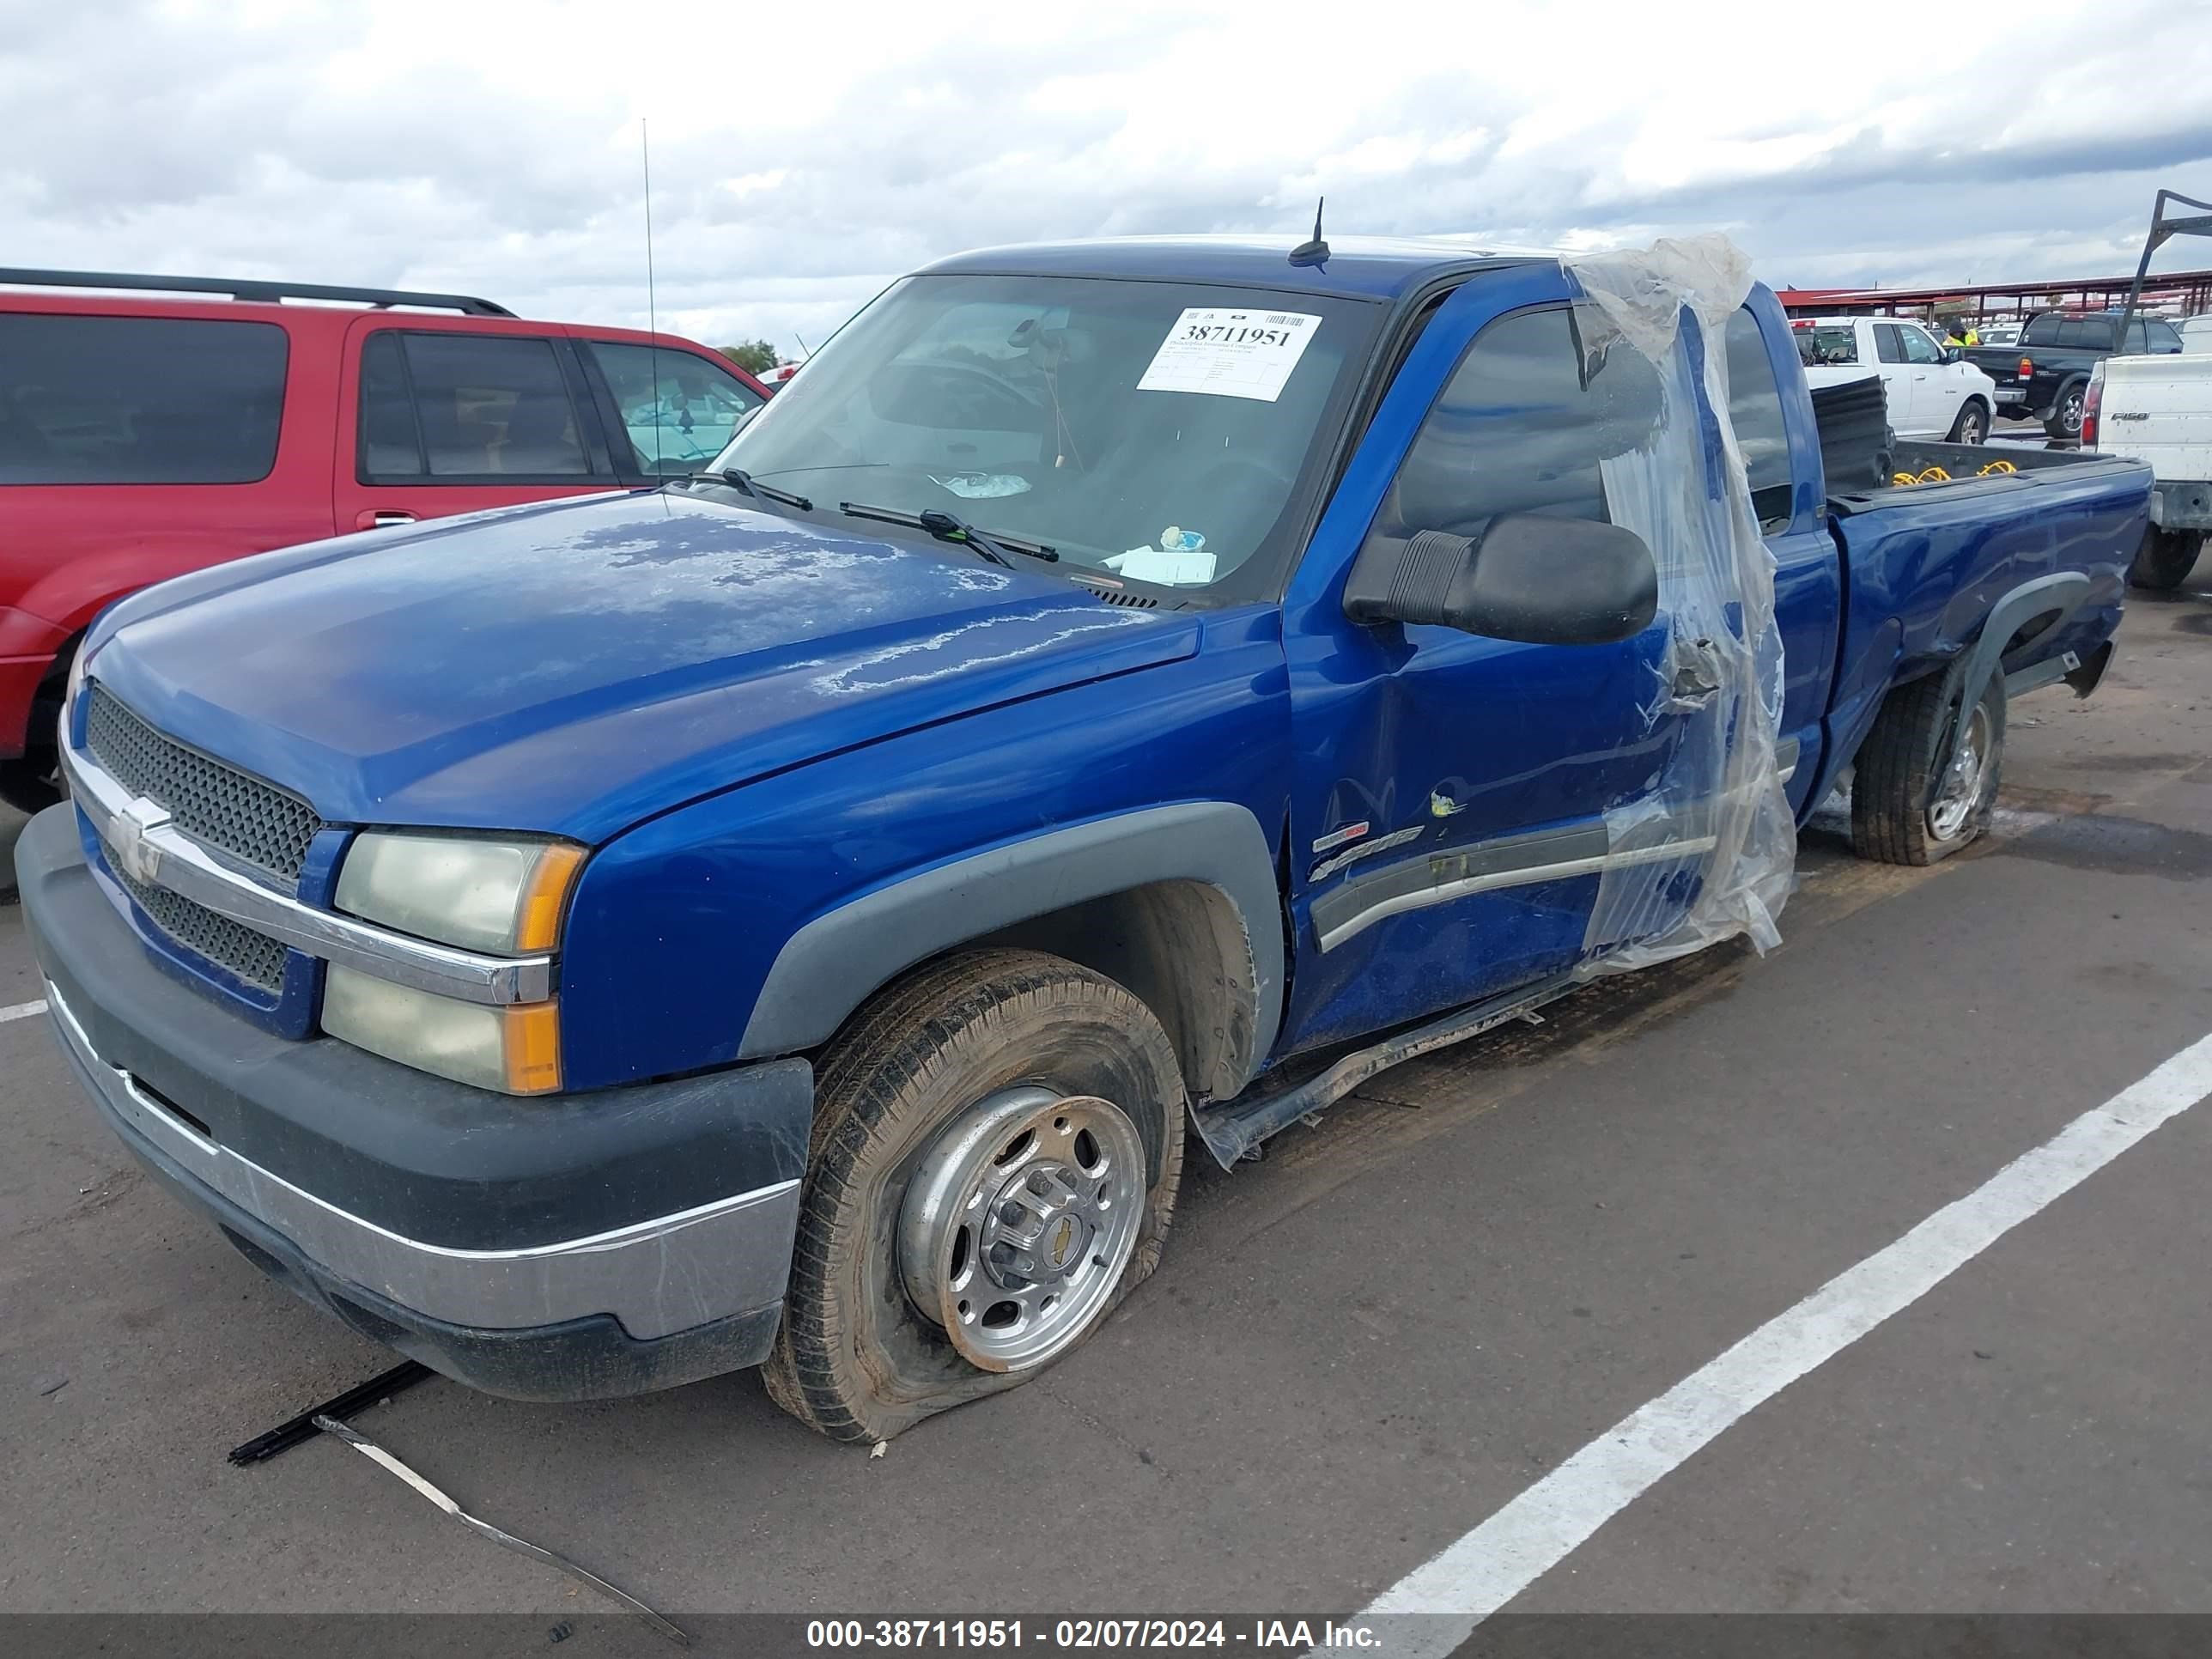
[515, 842, 588, 953]
[502, 1001, 563, 1095]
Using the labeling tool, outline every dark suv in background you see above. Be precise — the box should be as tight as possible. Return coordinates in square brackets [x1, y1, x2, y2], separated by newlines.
[0, 270, 766, 812]
[1966, 309, 2185, 440]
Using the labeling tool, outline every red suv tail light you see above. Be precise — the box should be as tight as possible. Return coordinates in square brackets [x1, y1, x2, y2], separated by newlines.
[2019, 356, 2033, 381]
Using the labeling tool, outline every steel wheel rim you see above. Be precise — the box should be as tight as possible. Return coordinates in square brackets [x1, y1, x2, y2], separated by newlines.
[1929, 702, 1992, 841]
[898, 1085, 1147, 1373]
[2060, 390, 2083, 434]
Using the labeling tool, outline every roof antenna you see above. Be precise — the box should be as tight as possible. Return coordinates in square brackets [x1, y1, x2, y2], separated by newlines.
[1289, 197, 1329, 268]
[641, 118, 663, 477]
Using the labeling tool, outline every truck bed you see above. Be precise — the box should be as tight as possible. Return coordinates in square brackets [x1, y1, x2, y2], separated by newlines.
[1806, 440, 2153, 811]
[1827, 439, 2134, 512]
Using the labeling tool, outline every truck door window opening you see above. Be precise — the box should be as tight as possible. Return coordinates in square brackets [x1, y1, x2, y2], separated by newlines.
[1370, 303, 1662, 549]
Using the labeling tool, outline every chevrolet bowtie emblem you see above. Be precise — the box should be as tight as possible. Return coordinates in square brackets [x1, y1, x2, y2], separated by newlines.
[108, 796, 172, 886]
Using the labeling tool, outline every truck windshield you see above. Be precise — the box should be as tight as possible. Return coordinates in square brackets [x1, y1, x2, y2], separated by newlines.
[709, 273, 1378, 599]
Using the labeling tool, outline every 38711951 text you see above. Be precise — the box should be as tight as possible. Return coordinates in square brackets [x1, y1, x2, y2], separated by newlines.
[803, 1618, 1382, 1649]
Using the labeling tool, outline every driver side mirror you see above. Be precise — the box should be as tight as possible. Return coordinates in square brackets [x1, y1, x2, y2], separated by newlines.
[1942, 345, 1963, 364]
[1344, 514, 1658, 646]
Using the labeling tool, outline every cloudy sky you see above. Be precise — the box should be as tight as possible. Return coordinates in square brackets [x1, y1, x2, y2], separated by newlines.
[7, 0, 2210, 358]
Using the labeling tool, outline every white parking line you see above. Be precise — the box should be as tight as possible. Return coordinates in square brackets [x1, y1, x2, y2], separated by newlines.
[0, 998, 50, 1024]
[1358, 1030, 2212, 1654]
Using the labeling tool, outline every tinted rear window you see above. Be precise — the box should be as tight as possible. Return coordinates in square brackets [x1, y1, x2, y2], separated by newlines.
[357, 330, 592, 481]
[2021, 314, 2065, 346]
[0, 314, 288, 484]
[1796, 325, 1858, 367]
[2056, 318, 2115, 349]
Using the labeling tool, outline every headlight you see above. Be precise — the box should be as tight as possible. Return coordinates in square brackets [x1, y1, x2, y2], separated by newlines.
[62, 644, 93, 744]
[335, 832, 586, 955]
[326, 830, 585, 1095]
[322, 966, 562, 1095]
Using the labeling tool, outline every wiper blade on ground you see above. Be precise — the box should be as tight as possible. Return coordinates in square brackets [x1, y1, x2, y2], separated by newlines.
[838, 501, 1058, 568]
[686, 467, 813, 511]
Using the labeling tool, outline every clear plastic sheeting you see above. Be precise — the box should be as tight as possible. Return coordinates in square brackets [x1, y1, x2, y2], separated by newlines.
[1564, 234, 1796, 975]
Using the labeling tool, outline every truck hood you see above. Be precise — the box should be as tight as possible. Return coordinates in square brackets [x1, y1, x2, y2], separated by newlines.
[88, 491, 1196, 842]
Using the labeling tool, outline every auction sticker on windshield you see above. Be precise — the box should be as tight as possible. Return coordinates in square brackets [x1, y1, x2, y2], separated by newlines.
[1137, 308, 1321, 402]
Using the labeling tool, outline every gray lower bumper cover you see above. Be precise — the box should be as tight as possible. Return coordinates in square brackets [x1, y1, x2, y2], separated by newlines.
[46, 981, 799, 1341]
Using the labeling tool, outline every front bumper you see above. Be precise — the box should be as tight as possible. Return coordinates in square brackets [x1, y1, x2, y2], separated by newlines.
[17, 804, 815, 1401]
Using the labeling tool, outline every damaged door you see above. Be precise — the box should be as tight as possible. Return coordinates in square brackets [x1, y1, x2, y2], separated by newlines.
[1274, 273, 1711, 1056]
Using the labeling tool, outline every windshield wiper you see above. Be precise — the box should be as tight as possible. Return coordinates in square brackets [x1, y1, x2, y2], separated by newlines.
[686, 467, 813, 511]
[838, 501, 1059, 567]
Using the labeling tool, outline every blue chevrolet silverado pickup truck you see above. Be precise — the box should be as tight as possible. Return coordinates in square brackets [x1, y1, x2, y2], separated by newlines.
[17, 235, 2150, 1442]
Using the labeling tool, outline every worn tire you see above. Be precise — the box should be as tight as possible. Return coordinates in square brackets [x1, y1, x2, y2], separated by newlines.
[761, 948, 1184, 1444]
[2043, 378, 2086, 441]
[2129, 526, 2203, 592]
[1947, 398, 1990, 445]
[1850, 665, 2005, 866]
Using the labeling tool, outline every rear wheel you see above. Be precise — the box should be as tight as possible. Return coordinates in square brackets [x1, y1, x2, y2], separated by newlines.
[1948, 398, 1990, 445]
[2043, 380, 2086, 441]
[1851, 666, 2005, 866]
[763, 949, 1184, 1443]
[2129, 526, 2203, 592]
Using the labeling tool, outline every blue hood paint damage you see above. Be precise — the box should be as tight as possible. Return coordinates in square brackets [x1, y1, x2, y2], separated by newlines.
[89, 492, 1193, 842]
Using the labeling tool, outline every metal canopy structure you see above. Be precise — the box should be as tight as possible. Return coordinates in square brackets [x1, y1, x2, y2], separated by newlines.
[2115, 189, 2212, 339]
[1776, 263, 2212, 324]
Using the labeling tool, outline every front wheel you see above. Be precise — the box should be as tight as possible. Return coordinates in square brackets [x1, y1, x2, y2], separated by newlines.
[763, 949, 1185, 1443]
[1851, 666, 2005, 866]
[2129, 526, 2203, 592]
[1948, 399, 1990, 445]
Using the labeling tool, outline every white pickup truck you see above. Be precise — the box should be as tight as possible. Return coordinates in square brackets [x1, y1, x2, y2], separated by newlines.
[1793, 314, 1998, 443]
[2091, 352, 2211, 590]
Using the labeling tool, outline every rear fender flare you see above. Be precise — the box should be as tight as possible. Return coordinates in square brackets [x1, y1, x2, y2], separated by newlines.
[1933, 570, 2094, 780]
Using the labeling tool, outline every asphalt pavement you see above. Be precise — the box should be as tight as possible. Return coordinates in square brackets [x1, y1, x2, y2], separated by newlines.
[3, 564, 2209, 1634]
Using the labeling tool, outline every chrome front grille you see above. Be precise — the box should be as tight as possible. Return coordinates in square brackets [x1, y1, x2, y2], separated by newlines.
[110, 860, 289, 995]
[85, 684, 323, 884]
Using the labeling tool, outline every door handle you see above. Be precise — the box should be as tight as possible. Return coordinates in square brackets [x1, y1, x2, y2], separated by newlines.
[355, 509, 416, 530]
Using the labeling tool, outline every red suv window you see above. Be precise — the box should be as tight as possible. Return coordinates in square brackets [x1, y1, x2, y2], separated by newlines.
[358, 331, 597, 483]
[0, 313, 288, 484]
[581, 341, 765, 477]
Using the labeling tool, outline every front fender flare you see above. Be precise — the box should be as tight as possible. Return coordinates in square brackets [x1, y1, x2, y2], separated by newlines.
[735, 801, 1285, 1094]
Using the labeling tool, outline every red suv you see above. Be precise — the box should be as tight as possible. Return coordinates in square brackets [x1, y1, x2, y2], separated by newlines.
[0, 270, 768, 811]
